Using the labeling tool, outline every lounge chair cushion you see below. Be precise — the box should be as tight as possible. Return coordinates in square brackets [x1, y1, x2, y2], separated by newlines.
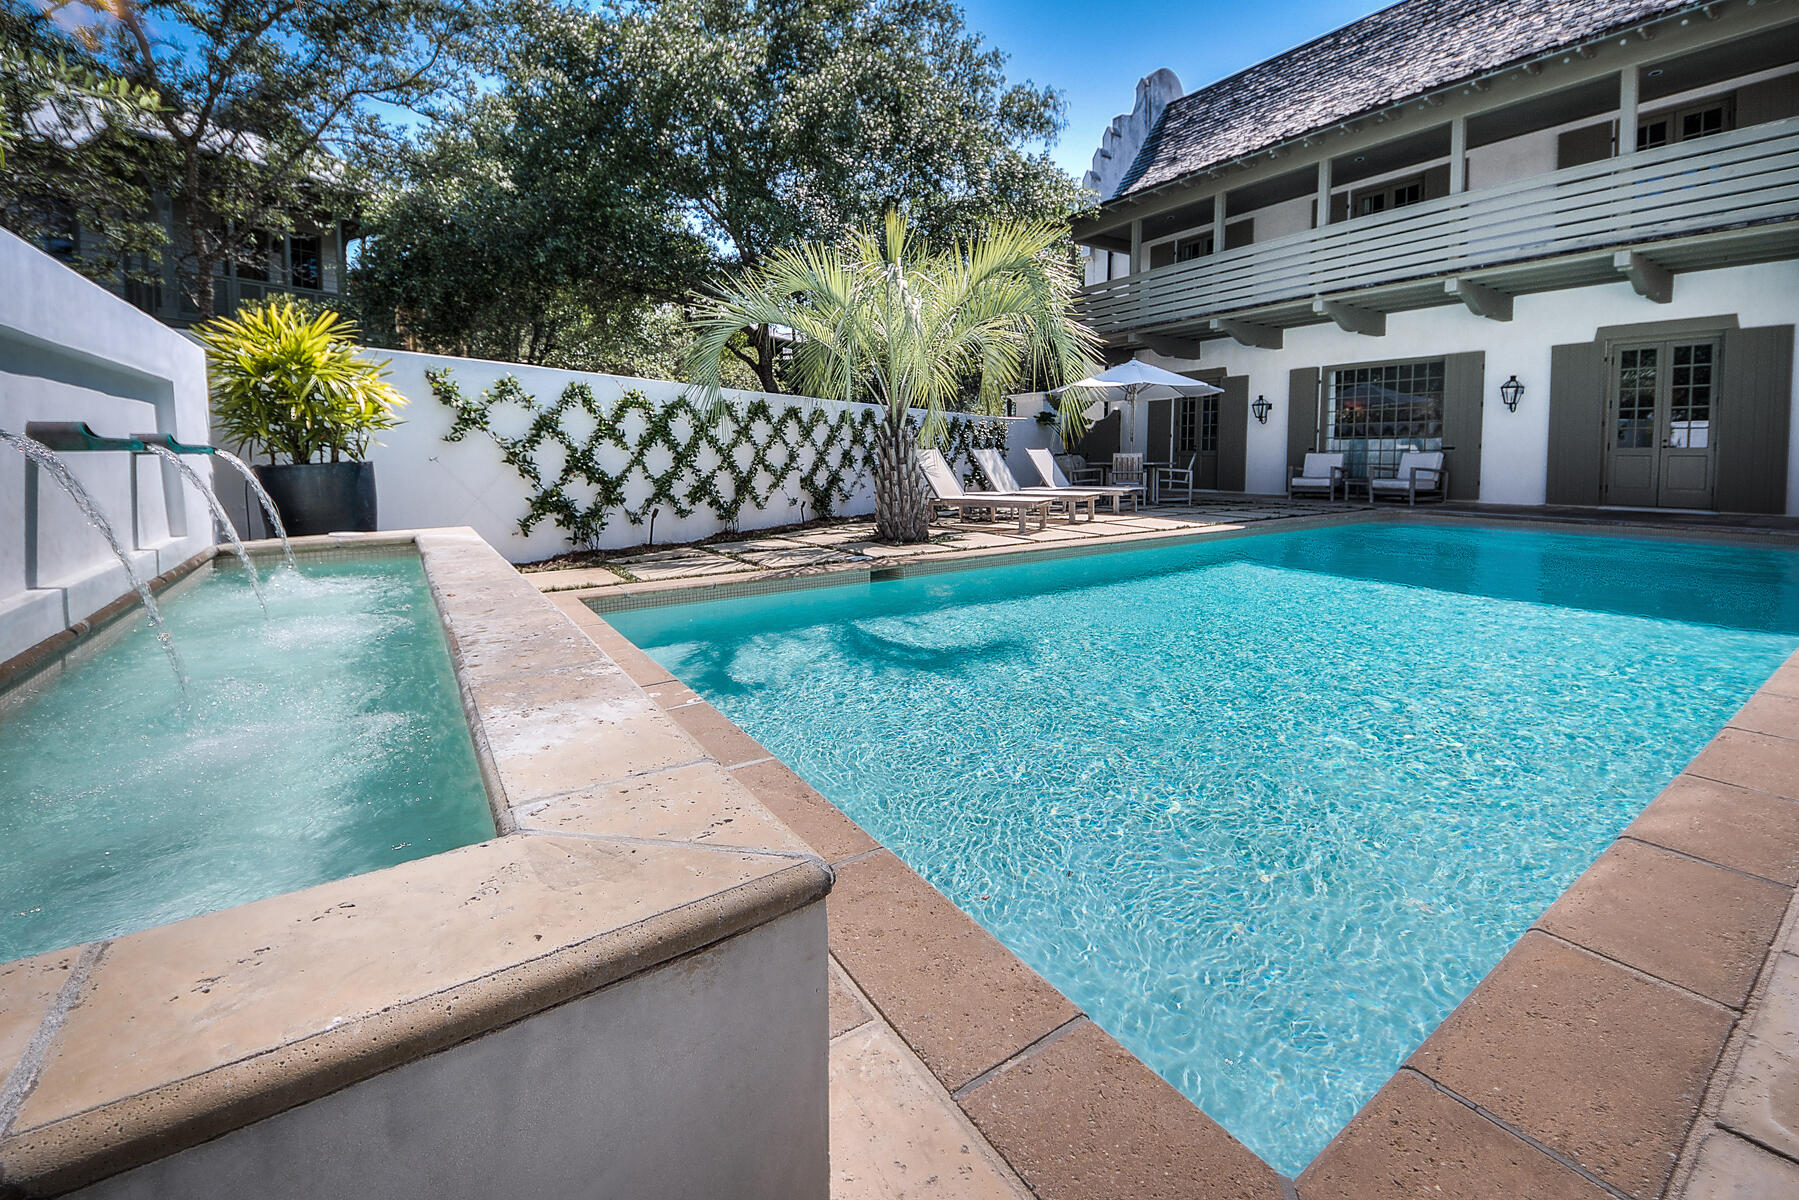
[1301, 452, 1343, 478]
[1379, 452, 1445, 490]
[973, 448, 1023, 493]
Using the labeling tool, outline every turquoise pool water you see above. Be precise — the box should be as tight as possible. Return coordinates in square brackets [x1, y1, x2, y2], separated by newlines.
[608, 522, 1799, 1175]
[0, 554, 494, 964]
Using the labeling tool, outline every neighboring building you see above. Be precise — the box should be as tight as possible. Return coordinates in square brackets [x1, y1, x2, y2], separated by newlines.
[112, 209, 356, 328]
[1073, 0, 1799, 512]
[24, 100, 356, 327]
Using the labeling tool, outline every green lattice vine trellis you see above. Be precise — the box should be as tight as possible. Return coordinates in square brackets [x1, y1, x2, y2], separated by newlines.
[427, 369, 1010, 549]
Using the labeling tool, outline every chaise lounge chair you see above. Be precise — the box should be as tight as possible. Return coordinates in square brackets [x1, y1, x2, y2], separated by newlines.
[1026, 448, 1142, 514]
[1288, 452, 1347, 502]
[917, 448, 1053, 532]
[1369, 450, 1448, 506]
[972, 448, 1100, 522]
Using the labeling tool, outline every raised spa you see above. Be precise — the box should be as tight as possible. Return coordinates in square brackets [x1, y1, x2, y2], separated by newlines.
[607, 521, 1799, 1175]
[0, 550, 494, 964]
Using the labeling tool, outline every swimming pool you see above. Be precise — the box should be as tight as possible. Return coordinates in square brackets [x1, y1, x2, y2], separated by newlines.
[0, 552, 495, 964]
[608, 522, 1799, 1174]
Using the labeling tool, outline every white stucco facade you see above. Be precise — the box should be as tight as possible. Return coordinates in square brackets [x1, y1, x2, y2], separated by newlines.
[1123, 260, 1799, 511]
[0, 230, 214, 665]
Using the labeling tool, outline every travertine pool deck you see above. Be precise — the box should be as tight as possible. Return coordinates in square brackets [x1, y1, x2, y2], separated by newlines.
[547, 503, 1799, 1199]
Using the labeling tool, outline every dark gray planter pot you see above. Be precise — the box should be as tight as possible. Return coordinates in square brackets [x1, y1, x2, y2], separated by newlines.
[252, 462, 378, 536]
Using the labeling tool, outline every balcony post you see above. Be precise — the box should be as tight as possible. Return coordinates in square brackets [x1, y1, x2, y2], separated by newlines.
[1449, 116, 1467, 193]
[1619, 67, 1639, 154]
[1212, 192, 1227, 252]
[1130, 219, 1143, 274]
[1316, 159, 1331, 226]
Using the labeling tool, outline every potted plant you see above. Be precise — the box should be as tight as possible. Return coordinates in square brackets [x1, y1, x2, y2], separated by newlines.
[197, 298, 406, 535]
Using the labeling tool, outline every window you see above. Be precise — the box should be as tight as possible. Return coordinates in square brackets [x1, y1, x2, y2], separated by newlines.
[1668, 342, 1715, 449]
[1352, 176, 1424, 218]
[235, 231, 275, 282]
[1175, 395, 1218, 455]
[1176, 232, 1212, 262]
[289, 234, 321, 290]
[1324, 359, 1445, 478]
[1638, 98, 1733, 150]
[1615, 346, 1657, 448]
[1681, 104, 1728, 141]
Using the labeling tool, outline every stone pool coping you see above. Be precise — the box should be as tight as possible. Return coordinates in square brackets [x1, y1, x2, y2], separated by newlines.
[0, 527, 832, 1196]
[555, 511, 1799, 1199]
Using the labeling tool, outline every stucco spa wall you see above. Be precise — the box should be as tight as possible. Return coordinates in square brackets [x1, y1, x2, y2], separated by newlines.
[70, 906, 828, 1200]
[215, 349, 1054, 563]
[0, 230, 215, 666]
[1134, 259, 1799, 510]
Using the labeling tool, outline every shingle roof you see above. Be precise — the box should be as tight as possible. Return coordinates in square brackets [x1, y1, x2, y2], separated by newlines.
[1114, 0, 1703, 199]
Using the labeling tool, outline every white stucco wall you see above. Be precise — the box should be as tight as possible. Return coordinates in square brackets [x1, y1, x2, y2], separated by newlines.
[1251, 195, 1317, 243]
[212, 349, 1050, 563]
[0, 230, 214, 665]
[1133, 259, 1799, 509]
[1085, 69, 1184, 201]
[1465, 127, 1561, 193]
[75, 903, 829, 1200]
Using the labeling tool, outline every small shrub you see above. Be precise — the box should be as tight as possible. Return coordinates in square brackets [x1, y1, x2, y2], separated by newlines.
[198, 297, 406, 463]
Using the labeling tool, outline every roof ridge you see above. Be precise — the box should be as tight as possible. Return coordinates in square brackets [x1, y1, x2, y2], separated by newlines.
[1112, 0, 1707, 200]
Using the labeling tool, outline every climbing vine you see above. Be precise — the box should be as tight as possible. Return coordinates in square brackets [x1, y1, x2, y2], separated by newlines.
[428, 369, 1010, 549]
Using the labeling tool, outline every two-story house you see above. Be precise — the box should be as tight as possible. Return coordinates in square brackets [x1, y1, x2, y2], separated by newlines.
[1073, 0, 1799, 513]
[114, 211, 357, 328]
[24, 100, 357, 327]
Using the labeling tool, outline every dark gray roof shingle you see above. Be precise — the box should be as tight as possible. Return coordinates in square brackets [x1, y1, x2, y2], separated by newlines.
[1116, 0, 1702, 198]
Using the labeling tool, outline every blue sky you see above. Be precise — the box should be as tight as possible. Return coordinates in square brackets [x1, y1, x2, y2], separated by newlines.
[959, 0, 1393, 178]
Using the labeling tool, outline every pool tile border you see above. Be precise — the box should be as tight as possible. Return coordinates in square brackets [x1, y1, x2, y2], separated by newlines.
[575, 512, 1799, 1200]
[0, 528, 833, 1196]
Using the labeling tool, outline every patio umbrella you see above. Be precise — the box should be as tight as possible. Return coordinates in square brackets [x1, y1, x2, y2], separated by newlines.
[1051, 359, 1222, 458]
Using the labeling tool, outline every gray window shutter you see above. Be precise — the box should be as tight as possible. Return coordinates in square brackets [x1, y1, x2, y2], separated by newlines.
[1737, 76, 1799, 126]
[1547, 341, 1606, 506]
[1147, 398, 1172, 460]
[1288, 367, 1319, 473]
[1556, 123, 1614, 168]
[1716, 325, 1794, 515]
[1218, 374, 1249, 491]
[1441, 351, 1484, 500]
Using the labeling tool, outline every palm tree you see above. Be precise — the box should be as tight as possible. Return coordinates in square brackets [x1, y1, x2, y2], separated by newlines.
[684, 212, 1098, 543]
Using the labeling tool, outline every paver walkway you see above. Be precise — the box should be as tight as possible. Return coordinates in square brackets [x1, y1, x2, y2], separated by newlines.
[1670, 879, 1799, 1198]
[527, 496, 1345, 591]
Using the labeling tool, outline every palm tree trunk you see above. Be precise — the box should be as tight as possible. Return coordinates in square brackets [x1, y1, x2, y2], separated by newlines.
[874, 420, 931, 543]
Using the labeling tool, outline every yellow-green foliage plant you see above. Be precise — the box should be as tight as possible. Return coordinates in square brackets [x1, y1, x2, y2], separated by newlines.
[198, 298, 406, 464]
[684, 213, 1098, 543]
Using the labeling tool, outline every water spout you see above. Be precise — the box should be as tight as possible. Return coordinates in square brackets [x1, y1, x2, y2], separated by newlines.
[211, 450, 295, 570]
[0, 429, 185, 686]
[140, 445, 267, 613]
[23, 422, 148, 454]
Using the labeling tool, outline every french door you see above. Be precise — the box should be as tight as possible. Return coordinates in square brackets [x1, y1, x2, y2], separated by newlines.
[1603, 338, 1719, 509]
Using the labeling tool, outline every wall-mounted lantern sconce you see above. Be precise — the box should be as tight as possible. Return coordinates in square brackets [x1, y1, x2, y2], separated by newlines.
[1500, 375, 1525, 413]
[1251, 394, 1273, 424]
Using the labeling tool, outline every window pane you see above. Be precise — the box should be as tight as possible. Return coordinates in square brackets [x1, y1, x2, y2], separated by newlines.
[1324, 359, 1446, 478]
[289, 235, 321, 290]
[1615, 346, 1657, 449]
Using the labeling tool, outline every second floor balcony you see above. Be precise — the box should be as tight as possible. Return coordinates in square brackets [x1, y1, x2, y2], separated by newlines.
[1077, 116, 1799, 351]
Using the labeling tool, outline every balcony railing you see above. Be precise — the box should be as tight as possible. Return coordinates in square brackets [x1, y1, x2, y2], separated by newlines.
[124, 276, 338, 325]
[1078, 116, 1799, 338]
